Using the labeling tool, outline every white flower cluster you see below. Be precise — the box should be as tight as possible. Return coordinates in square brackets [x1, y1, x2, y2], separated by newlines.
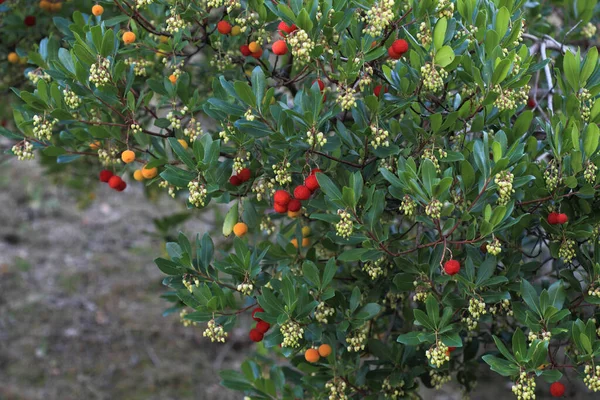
[98, 147, 121, 166]
[234, 11, 260, 32]
[543, 160, 560, 192]
[280, 320, 304, 348]
[33, 115, 57, 140]
[159, 180, 178, 198]
[495, 170, 514, 206]
[260, 216, 275, 235]
[130, 123, 142, 134]
[315, 301, 335, 323]
[135, 0, 153, 8]
[369, 124, 390, 149]
[417, 22, 432, 46]
[462, 297, 486, 330]
[400, 195, 417, 216]
[252, 178, 274, 201]
[558, 239, 576, 263]
[272, 161, 292, 185]
[288, 29, 314, 64]
[90, 57, 111, 87]
[243, 108, 255, 121]
[346, 325, 368, 352]
[336, 209, 353, 238]
[184, 117, 203, 141]
[63, 88, 81, 109]
[511, 372, 536, 400]
[237, 282, 254, 296]
[167, 107, 187, 129]
[423, 148, 446, 173]
[429, 370, 451, 389]
[12, 141, 34, 160]
[188, 181, 208, 207]
[584, 364, 600, 391]
[528, 330, 551, 343]
[489, 299, 513, 316]
[583, 22, 597, 39]
[412, 281, 429, 302]
[421, 63, 448, 92]
[166, 9, 188, 34]
[436, 0, 454, 18]
[425, 198, 442, 219]
[306, 129, 327, 147]
[336, 86, 357, 110]
[357, 65, 373, 91]
[325, 378, 348, 400]
[382, 377, 405, 400]
[27, 70, 51, 85]
[363, 257, 386, 280]
[179, 309, 198, 327]
[203, 319, 228, 343]
[579, 88, 592, 121]
[584, 161, 598, 184]
[588, 284, 600, 298]
[361, 0, 394, 37]
[383, 291, 403, 310]
[426, 341, 450, 368]
[492, 84, 530, 111]
[486, 237, 502, 256]
[233, 152, 250, 173]
[124, 57, 153, 76]
[182, 273, 200, 292]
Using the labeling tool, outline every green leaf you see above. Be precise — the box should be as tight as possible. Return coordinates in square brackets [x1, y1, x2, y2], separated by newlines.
[584, 123, 599, 157]
[223, 202, 238, 237]
[434, 45, 455, 68]
[495, 7, 510, 39]
[316, 172, 342, 201]
[482, 355, 520, 377]
[433, 18, 447, 50]
[234, 81, 256, 107]
[251, 66, 265, 111]
[101, 29, 115, 57]
[581, 46, 598, 85]
[563, 49, 580, 91]
[302, 261, 321, 288]
[414, 309, 435, 331]
[521, 279, 541, 316]
[355, 303, 381, 320]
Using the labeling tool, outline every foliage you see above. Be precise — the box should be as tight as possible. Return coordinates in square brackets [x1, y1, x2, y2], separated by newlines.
[4, 0, 600, 398]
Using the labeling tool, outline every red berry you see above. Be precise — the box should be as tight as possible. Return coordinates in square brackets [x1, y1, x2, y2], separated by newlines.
[274, 190, 291, 206]
[305, 174, 319, 192]
[251, 49, 263, 59]
[99, 170, 113, 182]
[256, 320, 271, 333]
[24, 15, 36, 26]
[310, 168, 322, 175]
[374, 85, 388, 97]
[238, 168, 251, 182]
[392, 39, 409, 55]
[251, 307, 265, 321]
[448, 346, 456, 352]
[274, 202, 288, 213]
[287, 199, 301, 212]
[278, 21, 297, 35]
[547, 212, 559, 225]
[294, 185, 311, 201]
[249, 328, 264, 342]
[387, 46, 401, 60]
[272, 40, 288, 56]
[528, 97, 537, 108]
[217, 20, 232, 34]
[108, 175, 123, 189]
[557, 213, 568, 224]
[240, 45, 252, 56]
[229, 175, 242, 186]
[550, 382, 565, 397]
[443, 260, 460, 275]
[116, 180, 127, 192]
[313, 79, 325, 91]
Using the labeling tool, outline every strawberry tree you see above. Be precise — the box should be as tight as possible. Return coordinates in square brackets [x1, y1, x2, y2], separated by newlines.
[4, 0, 600, 398]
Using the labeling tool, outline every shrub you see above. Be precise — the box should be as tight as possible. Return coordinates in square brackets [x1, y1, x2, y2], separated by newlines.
[4, 0, 600, 398]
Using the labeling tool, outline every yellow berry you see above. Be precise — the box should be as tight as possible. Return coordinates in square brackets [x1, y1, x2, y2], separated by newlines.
[233, 222, 248, 237]
[301, 226, 311, 237]
[159, 35, 169, 43]
[141, 165, 158, 179]
[231, 26, 241, 36]
[121, 150, 135, 164]
[8, 52, 19, 64]
[133, 170, 144, 181]
[248, 41, 261, 53]
[177, 139, 188, 149]
[92, 4, 104, 16]
[288, 210, 301, 218]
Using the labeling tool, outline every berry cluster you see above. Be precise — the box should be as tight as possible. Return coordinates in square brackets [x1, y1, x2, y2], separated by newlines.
[229, 167, 252, 186]
[272, 171, 320, 214]
[304, 344, 332, 363]
[388, 39, 409, 60]
[547, 212, 568, 225]
[99, 170, 127, 192]
[248, 307, 270, 342]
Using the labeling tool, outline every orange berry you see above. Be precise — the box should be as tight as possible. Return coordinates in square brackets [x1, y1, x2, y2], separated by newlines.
[141, 165, 158, 179]
[133, 170, 144, 181]
[8, 52, 19, 64]
[168, 74, 177, 84]
[318, 344, 332, 357]
[272, 40, 288, 56]
[305, 348, 320, 363]
[248, 41, 261, 53]
[291, 238, 299, 248]
[233, 222, 248, 237]
[92, 4, 104, 16]
[89, 141, 101, 150]
[302, 237, 310, 247]
[121, 150, 135, 163]
[39, 0, 51, 11]
[50, 2, 62, 11]
[123, 31, 136, 44]
[287, 210, 301, 218]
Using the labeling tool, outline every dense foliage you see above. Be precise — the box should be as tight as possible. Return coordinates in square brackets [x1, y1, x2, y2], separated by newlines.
[4, 0, 600, 398]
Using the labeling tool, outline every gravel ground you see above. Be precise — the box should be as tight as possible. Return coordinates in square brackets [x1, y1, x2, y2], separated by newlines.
[0, 160, 589, 400]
